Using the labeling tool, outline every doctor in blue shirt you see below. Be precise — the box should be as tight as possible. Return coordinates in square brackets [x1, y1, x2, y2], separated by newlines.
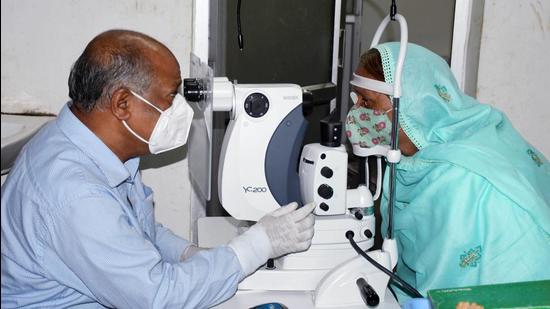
[1, 29, 315, 308]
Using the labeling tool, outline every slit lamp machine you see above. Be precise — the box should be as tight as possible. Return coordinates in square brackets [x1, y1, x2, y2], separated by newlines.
[184, 13, 419, 308]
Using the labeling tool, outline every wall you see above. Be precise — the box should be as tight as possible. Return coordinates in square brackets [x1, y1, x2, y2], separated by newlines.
[361, 0, 456, 63]
[477, 0, 550, 157]
[1, 0, 194, 238]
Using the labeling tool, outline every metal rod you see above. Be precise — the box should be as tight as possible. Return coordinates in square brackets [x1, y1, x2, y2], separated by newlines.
[237, 0, 244, 50]
[387, 97, 400, 239]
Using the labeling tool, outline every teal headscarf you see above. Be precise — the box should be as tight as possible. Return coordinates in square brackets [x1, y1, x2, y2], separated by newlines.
[367, 43, 550, 301]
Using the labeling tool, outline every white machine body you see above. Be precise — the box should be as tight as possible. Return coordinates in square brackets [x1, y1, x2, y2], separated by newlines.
[218, 83, 305, 221]
[193, 11, 409, 309]
[238, 214, 377, 290]
[200, 78, 400, 308]
[299, 144, 348, 215]
[237, 141, 395, 308]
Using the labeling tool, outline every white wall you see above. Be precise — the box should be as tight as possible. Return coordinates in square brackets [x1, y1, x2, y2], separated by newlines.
[1, 0, 194, 238]
[477, 0, 550, 157]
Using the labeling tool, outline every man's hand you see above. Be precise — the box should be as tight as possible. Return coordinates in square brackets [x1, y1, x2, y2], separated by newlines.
[257, 202, 315, 258]
[228, 202, 316, 276]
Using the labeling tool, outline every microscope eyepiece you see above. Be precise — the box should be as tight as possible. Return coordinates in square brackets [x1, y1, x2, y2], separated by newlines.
[183, 78, 206, 102]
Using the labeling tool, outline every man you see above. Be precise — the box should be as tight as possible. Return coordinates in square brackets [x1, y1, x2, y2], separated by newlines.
[1, 30, 315, 308]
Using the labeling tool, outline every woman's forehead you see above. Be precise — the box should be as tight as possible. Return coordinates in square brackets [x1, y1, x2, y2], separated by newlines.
[353, 67, 382, 97]
[352, 85, 375, 98]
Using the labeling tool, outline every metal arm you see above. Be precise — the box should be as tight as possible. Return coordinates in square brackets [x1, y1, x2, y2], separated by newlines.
[370, 14, 408, 239]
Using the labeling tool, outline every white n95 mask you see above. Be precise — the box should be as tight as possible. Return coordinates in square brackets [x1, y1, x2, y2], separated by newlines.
[123, 90, 194, 154]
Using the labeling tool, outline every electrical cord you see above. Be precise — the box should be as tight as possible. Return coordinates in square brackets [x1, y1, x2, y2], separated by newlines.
[390, 0, 397, 20]
[237, 0, 244, 50]
[345, 231, 423, 298]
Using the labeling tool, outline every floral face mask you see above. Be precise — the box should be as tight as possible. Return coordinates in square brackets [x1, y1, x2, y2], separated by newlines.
[345, 92, 392, 148]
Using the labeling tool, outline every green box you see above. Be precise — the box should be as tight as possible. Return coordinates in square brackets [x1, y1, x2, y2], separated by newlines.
[428, 280, 550, 309]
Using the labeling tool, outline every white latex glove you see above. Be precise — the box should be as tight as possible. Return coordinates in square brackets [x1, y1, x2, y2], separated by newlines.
[228, 202, 315, 276]
[258, 202, 316, 258]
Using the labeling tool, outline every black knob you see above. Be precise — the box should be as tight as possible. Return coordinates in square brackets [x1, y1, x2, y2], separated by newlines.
[320, 166, 333, 179]
[357, 278, 380, 307]
[317, 184, 333, 199]
[319, 202, 329, 211]
[354, 211, 363, 220]
[183, 78, 205, 102]
[364, 229, 373, 239]
[244, 92, 269, 118]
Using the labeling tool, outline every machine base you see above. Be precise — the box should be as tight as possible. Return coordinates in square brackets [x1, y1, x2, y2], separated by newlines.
[213, 288, 400, 309]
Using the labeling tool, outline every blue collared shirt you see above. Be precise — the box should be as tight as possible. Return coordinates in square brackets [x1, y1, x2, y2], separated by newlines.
[1, 104, 244, 308]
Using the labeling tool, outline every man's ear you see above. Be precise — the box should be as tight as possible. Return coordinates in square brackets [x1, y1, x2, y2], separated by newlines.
[110, 88, 132, 120]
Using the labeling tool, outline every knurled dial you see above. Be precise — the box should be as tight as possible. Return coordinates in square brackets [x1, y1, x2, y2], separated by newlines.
[244, 93, 269, 118]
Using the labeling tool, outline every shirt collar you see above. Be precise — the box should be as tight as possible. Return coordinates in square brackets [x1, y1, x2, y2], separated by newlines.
[56, 103, 140, 187]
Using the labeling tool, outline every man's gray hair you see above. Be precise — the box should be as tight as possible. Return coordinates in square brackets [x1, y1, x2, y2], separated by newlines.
[68, 31, 154, 112]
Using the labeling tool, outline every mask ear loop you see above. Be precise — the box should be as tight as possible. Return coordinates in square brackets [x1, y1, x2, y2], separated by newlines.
[382, 108, 392, 115]
[122, 120, 150, 145]
[130, 90, 164, 114]
[349, 91, 359, 104]
[122, 90, 163, 145]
